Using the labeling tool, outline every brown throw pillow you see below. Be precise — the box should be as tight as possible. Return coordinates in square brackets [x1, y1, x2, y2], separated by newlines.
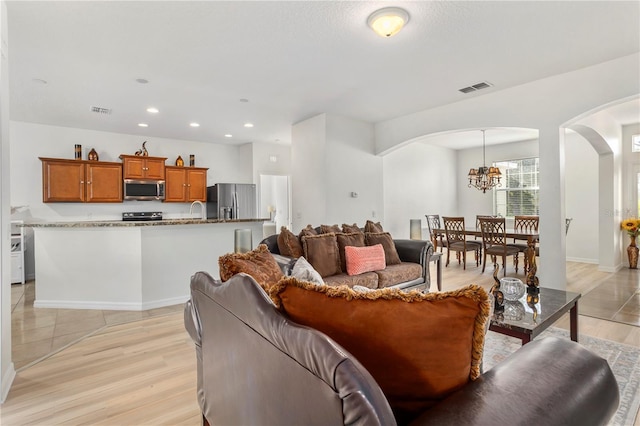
[276, 226, 303, 258]
[270, 278, 490, 424]
[342, 223, 363, 234]
[301, 233, 341, 278]
[218, 244, 284, 291]
[320, 224, 341, 234]
[336, 232, 366, 272]
[364, 220, 384, 233]
[365, 232, 401, 265]
[298, 224, 318, 239]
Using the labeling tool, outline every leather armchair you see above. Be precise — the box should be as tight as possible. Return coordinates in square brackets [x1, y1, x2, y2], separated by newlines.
[185, 272, 619, 426]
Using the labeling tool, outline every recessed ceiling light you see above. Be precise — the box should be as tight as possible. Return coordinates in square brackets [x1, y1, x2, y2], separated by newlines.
[146, 107, 159, 113]
[138, 123, 149, 127]
[224, 134, 233, 138]
[244, 123, 254, 128]
[136, 78, 149, 84]
[190, 122, 200, 127]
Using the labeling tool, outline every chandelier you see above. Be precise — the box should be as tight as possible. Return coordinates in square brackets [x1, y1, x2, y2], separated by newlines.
[468, 129, 502, 193]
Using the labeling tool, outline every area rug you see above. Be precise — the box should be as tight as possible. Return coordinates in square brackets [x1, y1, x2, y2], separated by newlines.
[483, 328, 640, 426]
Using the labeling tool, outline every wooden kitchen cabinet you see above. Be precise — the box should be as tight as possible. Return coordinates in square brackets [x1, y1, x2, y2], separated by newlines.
[164, 166, 208, 202]
[40, 158, 123, 203]
[119, 155, 167, 180]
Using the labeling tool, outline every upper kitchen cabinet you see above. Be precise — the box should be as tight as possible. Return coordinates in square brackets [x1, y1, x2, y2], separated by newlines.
[40, 158, 123, 203]
[119, 155, 167, 180]
[164, 166, 208, 202]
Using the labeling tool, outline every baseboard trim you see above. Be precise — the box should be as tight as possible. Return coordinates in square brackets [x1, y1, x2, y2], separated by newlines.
[598, 264, 622, 273]
[1, 362, 16, 403]
[566, 257, 599, 264]
[34, 295, 189, 311]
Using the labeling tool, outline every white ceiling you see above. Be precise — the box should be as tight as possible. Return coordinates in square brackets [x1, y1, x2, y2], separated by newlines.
[6, 1, 640, 148]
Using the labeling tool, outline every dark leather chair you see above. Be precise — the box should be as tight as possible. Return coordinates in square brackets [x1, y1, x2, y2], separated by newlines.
[185, 272, 620, 426]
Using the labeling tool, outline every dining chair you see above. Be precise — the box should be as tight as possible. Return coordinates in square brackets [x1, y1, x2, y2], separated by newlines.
[442, 216, 482, 270]
[425, 214, 447, 253]
[508, 215, 539, 273]
[475, 215, 497, 240]
[479, 217, 520, 277]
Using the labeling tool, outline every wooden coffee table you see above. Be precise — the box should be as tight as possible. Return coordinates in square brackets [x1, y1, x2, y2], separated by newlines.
[489, 287, 581, 345]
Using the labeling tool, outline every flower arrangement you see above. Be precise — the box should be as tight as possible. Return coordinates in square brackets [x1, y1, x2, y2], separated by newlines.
[621, 218, 640, 238]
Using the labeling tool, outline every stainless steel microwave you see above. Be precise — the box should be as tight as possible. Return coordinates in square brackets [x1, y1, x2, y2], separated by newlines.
[123, 179, 165, 201]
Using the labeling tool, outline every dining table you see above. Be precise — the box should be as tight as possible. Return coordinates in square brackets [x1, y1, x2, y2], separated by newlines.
[432, 227, 540, 284]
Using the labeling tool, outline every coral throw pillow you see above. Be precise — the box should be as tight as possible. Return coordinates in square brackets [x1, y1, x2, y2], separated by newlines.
[218, 244, 284, 291]
[345, 244, 385, 276]
[270, 278, 490, 425]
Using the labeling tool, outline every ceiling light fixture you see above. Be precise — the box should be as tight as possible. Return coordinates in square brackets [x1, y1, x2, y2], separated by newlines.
[138, 123, 149, 127]
[244, 123, 254, 128]
[224, 134, 233, 138]
[367, 7, 409, 37]
[146, 107, 159, 113]
[468, 130, 502, 193]
[190, 122, 200, 127]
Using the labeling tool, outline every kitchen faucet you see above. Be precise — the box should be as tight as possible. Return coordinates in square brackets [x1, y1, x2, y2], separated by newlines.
[190, 200, 206, 220]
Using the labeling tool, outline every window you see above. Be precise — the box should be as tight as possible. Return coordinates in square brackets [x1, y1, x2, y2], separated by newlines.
[632, 134, 640, 152]
[494, 157, 539, 217]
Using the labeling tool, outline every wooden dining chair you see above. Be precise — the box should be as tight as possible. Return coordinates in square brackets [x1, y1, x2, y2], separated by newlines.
[508, 215, 539, 273]
[479, 217, 520, 277]
[475, 215, 497, 240]
[442, 216, 482, 270]
[425, 214, 447, 253]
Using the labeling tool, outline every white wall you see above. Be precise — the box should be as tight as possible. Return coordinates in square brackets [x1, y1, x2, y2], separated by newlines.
[564, 131, 599, 263]
[382, 143, 457, 239]
[291, 113, 383, 232]
[0, 0, 15, 403]
[325, 115, 383, 227]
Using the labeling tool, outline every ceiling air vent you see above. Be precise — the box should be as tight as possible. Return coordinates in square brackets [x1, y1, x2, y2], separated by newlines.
[90, 106, 112, 115]
[458, 81, 493, 94]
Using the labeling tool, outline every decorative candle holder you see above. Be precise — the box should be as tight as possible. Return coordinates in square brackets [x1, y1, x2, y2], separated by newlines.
[189, 154, 195, 166]
[234, 229, 252, 253]
[74, 144, 82, 159]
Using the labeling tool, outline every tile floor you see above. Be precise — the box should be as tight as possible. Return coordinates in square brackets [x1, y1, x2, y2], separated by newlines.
[11, 281, 184, 370]
[576, 267, 640, 326]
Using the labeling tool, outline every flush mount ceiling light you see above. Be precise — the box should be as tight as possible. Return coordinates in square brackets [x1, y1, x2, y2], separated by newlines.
[190, 122, 200, 127]
[367, 7, 409, 37]
[138, 123, 149, 128]
[146, 107, 159, 113]
[244, 123, 254, 128]
[224, 134, 233, 138]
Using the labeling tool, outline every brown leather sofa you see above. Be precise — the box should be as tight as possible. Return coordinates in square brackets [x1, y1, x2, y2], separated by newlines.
[184, 272, 619, 426]
[260, 231, 434, 291]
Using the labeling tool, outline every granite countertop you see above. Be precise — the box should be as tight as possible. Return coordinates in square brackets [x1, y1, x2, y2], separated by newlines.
[21, 218, 270, 228]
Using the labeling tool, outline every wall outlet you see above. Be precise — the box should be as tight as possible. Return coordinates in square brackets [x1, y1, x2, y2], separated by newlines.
[372, 210, 376, 218]
[296, 212, 302, 219]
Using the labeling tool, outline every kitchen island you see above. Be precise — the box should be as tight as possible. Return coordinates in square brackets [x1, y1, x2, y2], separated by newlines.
[25, 218, 267, 310]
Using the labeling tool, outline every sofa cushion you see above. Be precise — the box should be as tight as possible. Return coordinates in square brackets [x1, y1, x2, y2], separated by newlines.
[320, 224, 341, 234]
[336, 232, 366, 272]
[365, 232, 401, 265]
[298, 224, 318, 239]
[218, 244, 284, 291]
[376, 262, 422, 288]
[364, 220, 384, 233]
[342, 223, 363, 234]
[276, 226, 304, 258]
[323, 272, 379, 289]
[291, 256, 324, 285]
[270, 278, 490, 424]
[345, 244, 386, 276]
[301, 233, 342, 278]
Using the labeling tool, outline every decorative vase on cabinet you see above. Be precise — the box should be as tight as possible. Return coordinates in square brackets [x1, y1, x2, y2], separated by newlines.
[628, 236, 639, 269]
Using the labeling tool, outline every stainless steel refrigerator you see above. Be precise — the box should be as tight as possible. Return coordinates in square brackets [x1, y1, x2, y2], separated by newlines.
[206, 183, 257, 219]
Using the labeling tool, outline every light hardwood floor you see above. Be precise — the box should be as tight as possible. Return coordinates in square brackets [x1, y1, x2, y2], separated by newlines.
[0, 258, 638, 424]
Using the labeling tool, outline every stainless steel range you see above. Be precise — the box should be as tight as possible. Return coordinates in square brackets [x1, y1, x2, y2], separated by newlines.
[122, 211, 163, 221]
